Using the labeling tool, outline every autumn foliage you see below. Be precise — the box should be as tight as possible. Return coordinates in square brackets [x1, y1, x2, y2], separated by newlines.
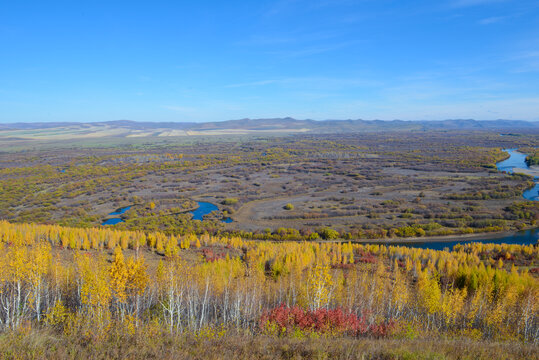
[260, 304, 395, 337]
[0, 220, 536, 345]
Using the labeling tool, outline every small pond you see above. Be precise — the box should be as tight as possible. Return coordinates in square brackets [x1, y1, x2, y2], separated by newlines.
[190, 201, 233, 223]
[102, 218, 125, 225]
[101, 205, 131, 225]
[108, 206, 131, 216]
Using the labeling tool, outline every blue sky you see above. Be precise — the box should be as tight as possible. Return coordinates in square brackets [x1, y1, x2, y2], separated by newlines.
[1, 0, 538, 123]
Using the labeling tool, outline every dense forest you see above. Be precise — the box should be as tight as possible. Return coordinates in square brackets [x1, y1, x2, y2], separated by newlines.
[0, 220, 536, 358]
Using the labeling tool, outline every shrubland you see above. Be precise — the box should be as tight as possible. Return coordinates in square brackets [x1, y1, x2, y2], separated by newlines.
[0, 131, 538, 241]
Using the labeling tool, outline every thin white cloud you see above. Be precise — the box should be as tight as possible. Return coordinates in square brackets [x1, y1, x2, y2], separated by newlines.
[162, 105, 197, 113]
[225, 80, 281, 88]
[137, 75, 152, 82]
[237, 30, 342, 46]
[507, 50, 539, 73]
[451, 0, 507, 8]
[513, 50, 539, 59]
[478, 16, 506, 24]
[309, 96, 539, 121]
[224, 76, 381, 89]
[263, 0, 302, 17]
[384, 97, 539, 120]
[267, 40, 362, 58]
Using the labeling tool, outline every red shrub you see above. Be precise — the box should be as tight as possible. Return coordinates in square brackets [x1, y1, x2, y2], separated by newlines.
[201, 248, 226, 262]
[259, 304, 396, 337]
[357, 251, 377, 264]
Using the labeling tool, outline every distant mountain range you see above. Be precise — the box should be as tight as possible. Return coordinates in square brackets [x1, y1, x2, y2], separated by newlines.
[0, 118, 537, 140]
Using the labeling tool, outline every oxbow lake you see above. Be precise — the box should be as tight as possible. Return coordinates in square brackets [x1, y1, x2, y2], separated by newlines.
[102, 203, 232, 225]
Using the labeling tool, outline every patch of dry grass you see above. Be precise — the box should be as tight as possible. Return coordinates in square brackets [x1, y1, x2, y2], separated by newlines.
[0, 329, 536, 360]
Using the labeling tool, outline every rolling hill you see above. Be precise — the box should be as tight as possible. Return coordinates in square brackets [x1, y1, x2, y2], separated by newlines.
[0, 118, 537, 140]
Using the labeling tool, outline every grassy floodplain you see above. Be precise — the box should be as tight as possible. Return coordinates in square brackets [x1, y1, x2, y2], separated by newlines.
[0, 130, 538, 242]
[0, 128, 538, 359]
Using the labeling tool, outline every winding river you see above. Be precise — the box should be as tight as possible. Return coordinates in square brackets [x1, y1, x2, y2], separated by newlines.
[497, 149, 539, 201]
[100, 150, 536, 248]
[388, 148, 538, 249]
[103, 202, 232, 225]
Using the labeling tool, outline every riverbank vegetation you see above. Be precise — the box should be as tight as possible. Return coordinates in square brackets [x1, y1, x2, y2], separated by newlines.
[0, 131, 538, 241]
[0, 220, 536, 359]
[521, 147, 539, 166]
